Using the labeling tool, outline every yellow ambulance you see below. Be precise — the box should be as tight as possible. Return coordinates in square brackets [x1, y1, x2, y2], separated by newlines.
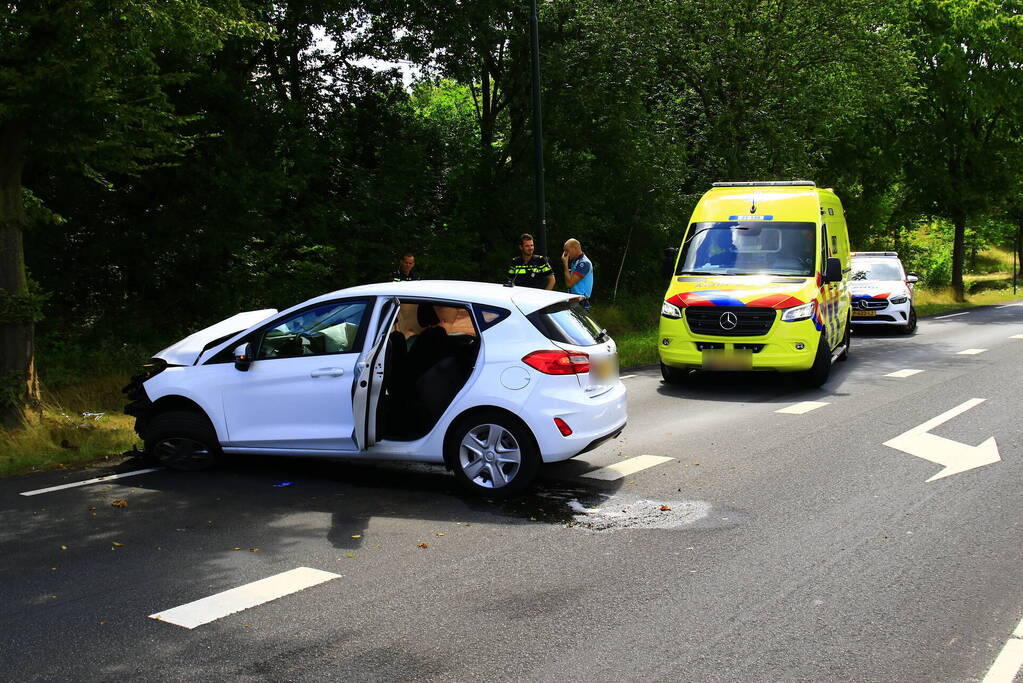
[658, 181, 850, 387]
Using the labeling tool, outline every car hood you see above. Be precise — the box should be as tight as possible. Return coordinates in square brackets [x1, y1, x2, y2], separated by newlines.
[153, 309, 278, 366]
[849, 281, 908, 299]
[664, 275, 819, 310]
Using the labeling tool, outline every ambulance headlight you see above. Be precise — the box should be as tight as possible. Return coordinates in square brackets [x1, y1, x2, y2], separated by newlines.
[661, 300, 683, 319]
[781, 301, 816, 322]
[889, 295, 908, 304]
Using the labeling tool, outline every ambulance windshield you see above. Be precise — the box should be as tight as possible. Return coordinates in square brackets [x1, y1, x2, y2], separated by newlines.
[675, 222, 817, 277]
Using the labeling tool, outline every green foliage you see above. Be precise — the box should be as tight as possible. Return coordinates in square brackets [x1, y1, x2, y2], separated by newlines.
[5, 0, 1022, 411]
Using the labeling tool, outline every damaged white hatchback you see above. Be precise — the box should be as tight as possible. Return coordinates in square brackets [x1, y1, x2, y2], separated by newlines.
[124, 281, 627, 496]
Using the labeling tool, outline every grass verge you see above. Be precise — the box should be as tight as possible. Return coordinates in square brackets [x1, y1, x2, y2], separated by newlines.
[915, 284, 1023, 317]
[1, 373, 141, 479]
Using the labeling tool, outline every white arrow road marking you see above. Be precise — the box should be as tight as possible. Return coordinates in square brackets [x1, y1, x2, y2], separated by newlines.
[885, 369, 923, 378]
[982, 614, 1023, 683]
[775, 401, 829, 415]
[581, 455, 673, 481]
[936, 311, 970, 319]
[957, 348, 988, 355]
[883, 398, 1000, 482]
[19, 468, 163, 496]
[150, 567, 340, 629]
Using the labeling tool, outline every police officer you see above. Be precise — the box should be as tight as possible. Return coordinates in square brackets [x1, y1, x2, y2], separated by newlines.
[507, 233, 555, 289]
[392, 252, 420, 282]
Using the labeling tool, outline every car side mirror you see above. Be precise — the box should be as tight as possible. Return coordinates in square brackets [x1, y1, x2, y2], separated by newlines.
[906, 273, 919, 284]
[234, 342, 253, 371]
[824, 257, 842, 284]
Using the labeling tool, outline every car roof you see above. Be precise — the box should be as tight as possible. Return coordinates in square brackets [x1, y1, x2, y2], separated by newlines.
[299, 280, 578, 315]
[851, 251, 901, 259]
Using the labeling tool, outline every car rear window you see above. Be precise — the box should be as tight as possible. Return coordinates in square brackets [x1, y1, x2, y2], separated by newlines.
[528, 301, 607, 346]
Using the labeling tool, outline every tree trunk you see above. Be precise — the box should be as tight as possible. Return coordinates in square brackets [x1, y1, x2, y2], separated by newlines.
[0, 119, 38, 429]
[951, 209, 966, 303]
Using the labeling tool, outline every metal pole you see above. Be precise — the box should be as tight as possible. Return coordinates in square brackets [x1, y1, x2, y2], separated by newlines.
[1015, 225, 1020, 296]
[529, 0, 547, 258]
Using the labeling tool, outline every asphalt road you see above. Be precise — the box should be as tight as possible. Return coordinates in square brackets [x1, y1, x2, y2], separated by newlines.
[2, 302, 1022, 682]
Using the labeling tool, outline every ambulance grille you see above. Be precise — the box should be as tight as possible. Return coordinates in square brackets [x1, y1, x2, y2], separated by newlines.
[685, 306, 776, 336]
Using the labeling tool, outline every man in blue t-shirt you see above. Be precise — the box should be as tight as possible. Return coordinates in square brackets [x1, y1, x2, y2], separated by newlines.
[561, 238, 594, 308]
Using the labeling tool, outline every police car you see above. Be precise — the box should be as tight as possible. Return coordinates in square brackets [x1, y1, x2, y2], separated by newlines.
[123, 281, 626, 497]
[849, 252, 919, 333]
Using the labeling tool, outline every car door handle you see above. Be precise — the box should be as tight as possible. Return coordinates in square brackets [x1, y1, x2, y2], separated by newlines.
[310, 367, 345, 378]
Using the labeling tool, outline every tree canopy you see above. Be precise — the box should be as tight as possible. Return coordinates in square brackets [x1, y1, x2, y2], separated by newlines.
[2, 0, 1022, 420]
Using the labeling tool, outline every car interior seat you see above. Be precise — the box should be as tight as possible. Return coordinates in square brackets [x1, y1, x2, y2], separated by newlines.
[405, 304, 448, 379]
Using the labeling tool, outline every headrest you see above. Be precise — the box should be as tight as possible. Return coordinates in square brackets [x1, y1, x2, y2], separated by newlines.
[417, 304, 439, 327]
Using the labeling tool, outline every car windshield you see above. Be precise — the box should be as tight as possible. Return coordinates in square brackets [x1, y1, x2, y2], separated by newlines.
[675, 222, 818, 277]
[851, 259, 904, 281]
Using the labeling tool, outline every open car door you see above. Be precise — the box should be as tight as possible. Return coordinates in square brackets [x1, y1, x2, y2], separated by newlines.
[352, 297, 399, 450]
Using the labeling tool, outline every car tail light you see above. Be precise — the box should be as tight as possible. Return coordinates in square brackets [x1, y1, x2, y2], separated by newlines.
[522, 350, 590, 375]
[553, 417, 573, 436]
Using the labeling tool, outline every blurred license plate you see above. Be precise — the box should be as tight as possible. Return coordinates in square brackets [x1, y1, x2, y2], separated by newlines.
[852, 310, 877, 317]
[702, 350, 752, 371]
[592, 357, 618, 382]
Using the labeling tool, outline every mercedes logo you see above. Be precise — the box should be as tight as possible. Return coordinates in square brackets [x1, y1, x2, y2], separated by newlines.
[719, 311, 738, 330]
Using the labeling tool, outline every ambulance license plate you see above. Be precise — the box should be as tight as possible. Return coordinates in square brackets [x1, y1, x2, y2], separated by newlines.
[702, 350, 752, 371]
[852, 310, 877, 318]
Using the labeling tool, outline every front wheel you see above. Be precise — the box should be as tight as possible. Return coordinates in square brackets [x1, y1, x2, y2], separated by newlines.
[902, 307, 917, 335]
[799, 333, 832, 388]
[445, 411, 540, 498]
[660, 362, 690, 385]
[145, 410, 222, 471]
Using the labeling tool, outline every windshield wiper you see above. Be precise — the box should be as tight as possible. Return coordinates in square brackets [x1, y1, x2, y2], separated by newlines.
[677, 270, 715, 275]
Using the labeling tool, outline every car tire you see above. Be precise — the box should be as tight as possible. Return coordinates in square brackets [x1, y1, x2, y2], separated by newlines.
[444, 410, 540, 498]
[902, 307, 917, 335]
[800, 332, 832, 388]
[838, 316, 851, 362]
[145, 410, 222, 471]
[660, 362, 690, 385]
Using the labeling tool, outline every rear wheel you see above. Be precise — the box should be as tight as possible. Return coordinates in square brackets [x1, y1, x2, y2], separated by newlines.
[145, 410, 222, 471]
[445, 411, 540, 498]
[799, 333, 832, 388]
[902, 307, 917, 335]
[660, 362, 690, 385]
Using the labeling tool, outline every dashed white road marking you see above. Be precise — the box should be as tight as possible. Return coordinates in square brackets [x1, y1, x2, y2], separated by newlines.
[996, 303, 1023, 308]
[935, 312, 970, 319]
[619, 374, 637, 379]
[885, 369, 923, 378]
[1011, 334, 1023, 340]
[149, 567, 340, 629]
[775, 401, 830, 415]
[19, 468, 163, 497]
[581, 455, 673, 481]
[957, 348, 988, 355]
[982, 614, 1023, 683]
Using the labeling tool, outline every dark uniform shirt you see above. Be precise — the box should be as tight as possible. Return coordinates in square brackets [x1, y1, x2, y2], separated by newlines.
[507, 255, 553, 289]
[392, 269, 420, 282]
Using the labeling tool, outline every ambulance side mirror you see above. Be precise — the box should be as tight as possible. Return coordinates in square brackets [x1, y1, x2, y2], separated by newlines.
[823, 257, 842, 284]
[662, 247, 679, 278]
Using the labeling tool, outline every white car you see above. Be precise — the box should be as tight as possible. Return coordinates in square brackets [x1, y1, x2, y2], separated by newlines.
[124, 281, 627, 496]
[849, 252, 919, 333]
